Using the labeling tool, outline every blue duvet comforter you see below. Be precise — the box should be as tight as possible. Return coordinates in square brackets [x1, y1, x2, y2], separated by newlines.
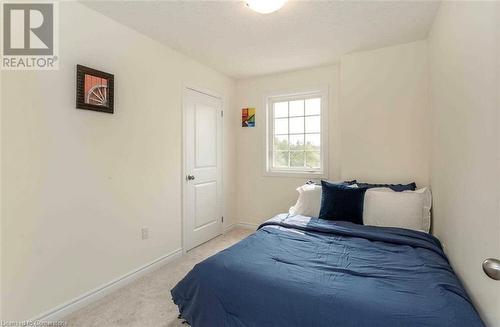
[171, 214, 483, 326]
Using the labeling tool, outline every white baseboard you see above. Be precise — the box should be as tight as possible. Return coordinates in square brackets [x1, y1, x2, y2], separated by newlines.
[223, 223, 236, 233]
[32, 248, 183, 322]
[224, 222, 259, 233]
[236, 222, 259, 230]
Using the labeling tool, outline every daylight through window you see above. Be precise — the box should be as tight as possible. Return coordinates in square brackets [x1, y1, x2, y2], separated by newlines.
[266, 91, 327, 176]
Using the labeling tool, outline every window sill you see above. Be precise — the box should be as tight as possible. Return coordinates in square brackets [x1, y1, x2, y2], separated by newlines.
[263, 170, 327, 179]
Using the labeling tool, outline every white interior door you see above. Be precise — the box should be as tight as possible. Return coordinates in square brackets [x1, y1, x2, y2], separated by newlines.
[183, 88, 223, 251]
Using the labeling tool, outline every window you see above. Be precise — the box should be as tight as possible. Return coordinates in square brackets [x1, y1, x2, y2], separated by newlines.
[265, 89, 328, 177]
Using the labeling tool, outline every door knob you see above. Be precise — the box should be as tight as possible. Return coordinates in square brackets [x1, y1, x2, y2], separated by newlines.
[482, 258, 500, 280]
[186, 174, 195, 181]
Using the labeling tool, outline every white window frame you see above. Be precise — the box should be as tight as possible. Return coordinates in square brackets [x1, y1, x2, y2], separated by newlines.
[264, 87, 329, 178]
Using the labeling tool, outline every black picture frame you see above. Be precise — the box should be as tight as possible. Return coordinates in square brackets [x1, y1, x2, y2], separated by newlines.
[76, 65, 114, 114]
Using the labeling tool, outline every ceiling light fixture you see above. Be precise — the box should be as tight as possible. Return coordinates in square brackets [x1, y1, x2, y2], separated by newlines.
[246, 0, 287, 14]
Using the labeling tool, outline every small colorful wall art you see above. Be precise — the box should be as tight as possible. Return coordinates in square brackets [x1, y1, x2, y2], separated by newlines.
[242, 108, 255, 127]
[76, 65, 114, 114]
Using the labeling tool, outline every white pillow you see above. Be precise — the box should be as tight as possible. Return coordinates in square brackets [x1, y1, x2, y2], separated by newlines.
[289, 182, 360, 217]
[363, 187, 432, 232]
[289, 184, 322, 217]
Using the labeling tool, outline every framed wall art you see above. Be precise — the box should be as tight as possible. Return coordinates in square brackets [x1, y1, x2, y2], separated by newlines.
[76, 65, 114, 114]
[242, 107, 255, 127]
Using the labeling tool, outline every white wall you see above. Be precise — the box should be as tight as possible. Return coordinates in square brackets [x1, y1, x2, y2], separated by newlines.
[428, 2, 500, 325]
[1, 2, 236, 321]
[0, 63, 3, 322]
[3, 1, 498, 324]
[235, 41, 430, 226]
[340, 41, 430, 187]
[235, 65, 341, 225]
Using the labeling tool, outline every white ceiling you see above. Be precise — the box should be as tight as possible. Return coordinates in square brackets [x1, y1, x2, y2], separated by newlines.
[82, 1, 440, 79]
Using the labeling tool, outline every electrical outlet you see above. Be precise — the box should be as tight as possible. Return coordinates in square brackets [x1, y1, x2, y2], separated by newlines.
[141, 226, 149, 240]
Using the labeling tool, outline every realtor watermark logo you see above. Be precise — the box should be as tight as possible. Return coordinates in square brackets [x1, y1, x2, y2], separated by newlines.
[1, 1, 59, 70]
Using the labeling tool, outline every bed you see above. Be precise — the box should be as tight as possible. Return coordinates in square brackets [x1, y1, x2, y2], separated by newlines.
[171, 214, 484, 326]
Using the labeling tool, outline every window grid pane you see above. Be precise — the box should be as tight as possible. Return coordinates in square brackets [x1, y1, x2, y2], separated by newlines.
[290, 151, 305, 168]
[274, 101, 288, 118]
[274, 151, 289, 168]
[274, 117, 288, 135]
[289, 100, 304, 117]
[306, 151, 321, 168]
[271, 96, 322, 171]
[305, 115, 320, 133]
[305, 133, 320, 152]
[305, 98, 321, 116]
[274, 135, 289, 151]
[289, 134, 304, 151]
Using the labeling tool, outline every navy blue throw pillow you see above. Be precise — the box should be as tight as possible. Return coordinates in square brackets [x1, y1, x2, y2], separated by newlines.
[355, 182, 416, 192]
[318, 181, 367, 224]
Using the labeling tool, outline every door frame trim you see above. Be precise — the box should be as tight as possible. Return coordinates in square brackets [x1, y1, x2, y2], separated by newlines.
[182, 83, 224, 254]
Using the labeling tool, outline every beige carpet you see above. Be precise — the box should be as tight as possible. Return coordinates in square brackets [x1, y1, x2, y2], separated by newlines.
[63, 228, 253, 327]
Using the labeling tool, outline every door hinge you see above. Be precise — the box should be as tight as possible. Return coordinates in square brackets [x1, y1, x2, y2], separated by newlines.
[221, 216, 224, 223]
[221, 110, 224, 117]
